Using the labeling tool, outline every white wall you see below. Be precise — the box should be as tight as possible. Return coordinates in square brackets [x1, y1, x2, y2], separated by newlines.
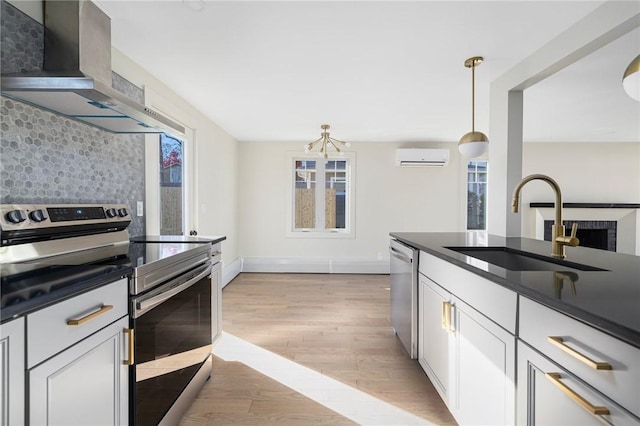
[238, 140, 640, 267]
[238, 141, 464, 267]
[488, 1, 639, 237]
[520, 142, 640, 254]
[521, 142, 640, 205]
[111, 50, 240, 278]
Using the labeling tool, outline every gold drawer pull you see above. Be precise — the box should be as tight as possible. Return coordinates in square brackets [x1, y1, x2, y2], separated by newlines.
[67, 305, 113, 326]
[123, 328, 134, 366]
[441, 301, 454, 333]
[547, 336, 612, 370]
[441, 301, 447, 330]
[545, 373, 610, 415]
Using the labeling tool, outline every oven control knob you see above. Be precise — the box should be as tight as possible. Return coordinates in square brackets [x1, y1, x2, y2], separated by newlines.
[118, 208, 128, 217]
[106, 208, 118, 218]
[6, 209, 27, 224]
[29, 209, 48, 223]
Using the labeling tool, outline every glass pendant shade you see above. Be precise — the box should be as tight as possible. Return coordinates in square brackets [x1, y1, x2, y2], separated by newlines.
[622, 55, 640, 101]
[458, 130, 489, 158]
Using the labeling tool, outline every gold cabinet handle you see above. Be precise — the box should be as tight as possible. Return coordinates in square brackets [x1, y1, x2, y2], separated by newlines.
[123, 328, 134, 366]
[547, 336, 612, 370]
[441, 301, 448, 330]
[441, 301, 454, 333]
[67, 305, 113, 326]
[545, 372, 610, 415]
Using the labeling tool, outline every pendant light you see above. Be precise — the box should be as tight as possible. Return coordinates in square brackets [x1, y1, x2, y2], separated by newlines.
[304, 124, 350, 158]
[459, 56, 489, 158]
[622, 54, 640, 101]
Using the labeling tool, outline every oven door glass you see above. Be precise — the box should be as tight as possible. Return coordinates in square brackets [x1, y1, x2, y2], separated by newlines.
[132, 271, 212, 426]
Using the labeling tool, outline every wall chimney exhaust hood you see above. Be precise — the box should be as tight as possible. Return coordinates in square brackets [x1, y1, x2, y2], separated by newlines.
[0, 0, 185, 137]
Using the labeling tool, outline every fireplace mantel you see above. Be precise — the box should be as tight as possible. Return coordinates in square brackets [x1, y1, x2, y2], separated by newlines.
[530, 204, 639, 255]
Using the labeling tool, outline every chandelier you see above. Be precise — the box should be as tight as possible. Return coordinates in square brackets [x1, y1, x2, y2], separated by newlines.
[304, 124, 350, 158]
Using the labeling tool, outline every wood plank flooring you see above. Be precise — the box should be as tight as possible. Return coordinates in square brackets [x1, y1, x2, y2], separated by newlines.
[179, 273, 457, 425]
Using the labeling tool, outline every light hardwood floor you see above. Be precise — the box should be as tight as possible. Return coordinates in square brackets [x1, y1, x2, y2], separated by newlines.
[180, 273, 457, 425]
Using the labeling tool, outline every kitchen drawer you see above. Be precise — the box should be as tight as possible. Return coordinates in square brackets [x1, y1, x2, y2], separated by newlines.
[518, 340, 640, 425]
[26, 278, 128, 368]
[419, 251, 517, 333]
[519, 296, 640, 419]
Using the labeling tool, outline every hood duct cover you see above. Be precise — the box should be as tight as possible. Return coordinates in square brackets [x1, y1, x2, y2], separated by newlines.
[0, 0, 185, 136]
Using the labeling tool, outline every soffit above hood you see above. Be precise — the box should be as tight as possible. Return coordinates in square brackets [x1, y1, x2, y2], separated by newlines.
[0, 0, 185, 137]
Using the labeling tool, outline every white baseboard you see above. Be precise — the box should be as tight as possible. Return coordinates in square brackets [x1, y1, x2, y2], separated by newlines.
[222, 257, 242, 288]
[240, 257, 390, 274]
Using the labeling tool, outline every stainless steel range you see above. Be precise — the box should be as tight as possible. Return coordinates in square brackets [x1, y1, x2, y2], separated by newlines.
[127, 239, 216, 426]
[1, 203, 218, 425]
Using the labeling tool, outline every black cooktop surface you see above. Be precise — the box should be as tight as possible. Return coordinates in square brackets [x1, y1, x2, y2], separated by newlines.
[126, 241, 211, 267]
[1, 257, 132, 322]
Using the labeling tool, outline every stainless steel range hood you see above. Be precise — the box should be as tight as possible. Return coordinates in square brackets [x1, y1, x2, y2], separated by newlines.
[1, 0, 185, 137]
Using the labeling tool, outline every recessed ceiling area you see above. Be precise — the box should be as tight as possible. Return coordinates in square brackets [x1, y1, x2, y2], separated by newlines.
[95, 1, 639, 144]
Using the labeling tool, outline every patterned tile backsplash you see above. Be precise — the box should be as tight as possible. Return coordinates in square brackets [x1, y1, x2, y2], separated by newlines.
[0, 0, 146, 237]
[0, 0, 43, 73]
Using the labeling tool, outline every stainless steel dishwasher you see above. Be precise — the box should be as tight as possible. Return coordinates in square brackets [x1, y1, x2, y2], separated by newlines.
[389, 239, 418, 359]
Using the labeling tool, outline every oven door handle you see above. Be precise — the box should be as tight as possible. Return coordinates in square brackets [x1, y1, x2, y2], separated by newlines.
[136, 263, 211, 315]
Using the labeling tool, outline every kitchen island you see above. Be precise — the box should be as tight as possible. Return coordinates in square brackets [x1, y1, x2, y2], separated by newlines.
[390, 232, 640, 425]
[390, 232, 640, 348]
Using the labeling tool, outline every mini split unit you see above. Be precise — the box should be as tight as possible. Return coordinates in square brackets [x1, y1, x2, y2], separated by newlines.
[395, 148, 450, 167]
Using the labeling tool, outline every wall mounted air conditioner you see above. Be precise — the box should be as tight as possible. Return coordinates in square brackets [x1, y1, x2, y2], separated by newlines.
[395, 148, 450, 167]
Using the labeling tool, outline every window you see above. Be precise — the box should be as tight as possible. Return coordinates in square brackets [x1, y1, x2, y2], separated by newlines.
[467, 161, 487, 230]
[159, 133, 184, 235]
[289, 153, 354, 237]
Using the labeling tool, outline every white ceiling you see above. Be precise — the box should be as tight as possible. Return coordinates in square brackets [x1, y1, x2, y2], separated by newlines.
[95, 0, 639, 144]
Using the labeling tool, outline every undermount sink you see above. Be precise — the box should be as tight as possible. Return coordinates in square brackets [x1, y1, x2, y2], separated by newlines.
[445, 246, 608, 272]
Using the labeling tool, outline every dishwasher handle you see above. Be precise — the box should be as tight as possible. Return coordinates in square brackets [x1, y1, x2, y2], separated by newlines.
[389, 246, 413, 263]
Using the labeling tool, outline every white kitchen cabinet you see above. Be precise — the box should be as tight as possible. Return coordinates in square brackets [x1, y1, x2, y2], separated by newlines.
[519, 296, 640, 419]
[517, 340, 640, 425]
[418, 251, 517, 425]
[450, 295, 516, 425]
[1, 317, 25, 426]
[519, 296, 640, 423]
[27, 278, 128, 368]
[418, 274, 453, 403]
[28, 315, 130, 426]
[26, 278, 130, 426]
[418, 251, 517, 333]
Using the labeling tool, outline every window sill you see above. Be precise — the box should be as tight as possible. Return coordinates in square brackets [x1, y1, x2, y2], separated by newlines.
[286, 229, 355, 239]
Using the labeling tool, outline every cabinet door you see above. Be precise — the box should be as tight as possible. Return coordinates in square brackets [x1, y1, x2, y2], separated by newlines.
[1, 317, 24, 426]
[212, 262, 223, 345]
[418, 274, 453, 404]
[450, 297, 516, 426]
[517, 341, 640, 426]
[29, 316, 129, 426]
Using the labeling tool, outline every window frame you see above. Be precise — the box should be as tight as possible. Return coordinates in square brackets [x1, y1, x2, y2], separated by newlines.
[465, 160, 489, 231]
[286, 151, 356, 239]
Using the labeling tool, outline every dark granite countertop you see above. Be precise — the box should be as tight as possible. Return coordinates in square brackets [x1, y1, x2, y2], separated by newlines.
[390, 232, 640, 349]
[1, 261, 132, 323]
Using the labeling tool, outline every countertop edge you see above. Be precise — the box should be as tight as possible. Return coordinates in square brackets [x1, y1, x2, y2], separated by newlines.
[0, 267, 132, 324]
